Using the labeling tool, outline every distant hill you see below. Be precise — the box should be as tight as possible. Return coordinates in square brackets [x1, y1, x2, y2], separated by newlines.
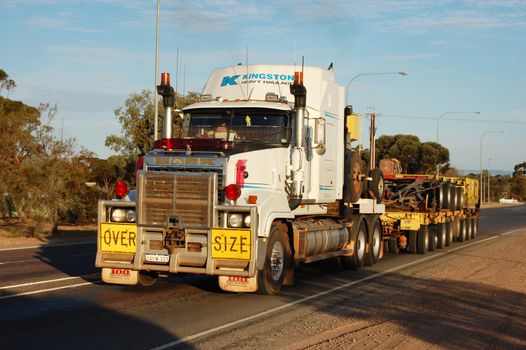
[460, 169, 513, 176]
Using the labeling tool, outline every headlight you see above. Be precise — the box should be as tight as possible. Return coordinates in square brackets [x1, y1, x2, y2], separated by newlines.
[227, 213, 243, 228]
[125, 209, 136, 222]
[111, 208, 126, 222]
[243, 215, 251, 227]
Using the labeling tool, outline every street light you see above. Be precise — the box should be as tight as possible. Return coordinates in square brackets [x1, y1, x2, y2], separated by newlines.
[435, 111, 482, 175]
[480, 131, 505, 203]
[345, 71, 408, 105]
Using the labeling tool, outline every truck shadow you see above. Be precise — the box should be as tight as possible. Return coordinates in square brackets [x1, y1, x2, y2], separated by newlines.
[0, 291, 187, 349]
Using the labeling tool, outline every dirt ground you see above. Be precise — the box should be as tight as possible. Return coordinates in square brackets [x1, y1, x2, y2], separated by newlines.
[0, 219, 95, 248]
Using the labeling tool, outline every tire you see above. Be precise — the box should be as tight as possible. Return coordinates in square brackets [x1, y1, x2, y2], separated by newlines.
[407, 230, 418, 254]
[456, 187, 464, 210]
[367, 168, 384, 204]
[436, 223, 447, 249]
[451, 217, 461, 242]
[365, 219, 382, 265]
[440, 183, 450, 209]
[471, 217, 478, 239]
[448, 184, 457, 211]
[138, 271, 158, 287]
[428, 225, 438, 251]
[457, 219, 467, 242]
[417, 226, 429, 254]
[257, 224, 292, 295]
[464, 219, 472, 241]
[342, 218, 367, 270]
[445, 220, 453, 247]
[388, 237, 400, 254]
[346, 150, 363, 203]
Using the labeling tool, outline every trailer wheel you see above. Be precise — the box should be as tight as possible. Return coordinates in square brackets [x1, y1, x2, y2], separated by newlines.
[471, 217, 478, 239]
[417, 226, 429, 254]
[445, 220, 453, 246]
[257, 225, 291, 295]
[451, 217, 461, 242]
[406, 230, 417, 253]
[457, 219, 467, 242]
[342, 218, 367, 270]
[428, 226, 438, 251]
[436, 223, 447, 249]
[388, 237, 400, 254]
[365, 219, 382, 265]
[448, 184, 457, 211]
[456, 187, 464, 210]
[464, 219, 472, 241]
[440, 183, 451, 209]
[138, 271, 158, 287]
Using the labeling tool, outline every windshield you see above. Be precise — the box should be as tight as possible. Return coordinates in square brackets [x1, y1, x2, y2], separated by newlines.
[182, 108, 291, 148]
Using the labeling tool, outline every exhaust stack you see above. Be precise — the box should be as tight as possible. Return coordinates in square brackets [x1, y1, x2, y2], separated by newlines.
[157, 73, 176, 139]
[289, 71, 307, 210]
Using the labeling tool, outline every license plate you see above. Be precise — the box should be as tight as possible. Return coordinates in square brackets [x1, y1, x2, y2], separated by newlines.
[144, 253, 169, 263]
[99, 223, 137, 254]
[211, 228, 251, 260]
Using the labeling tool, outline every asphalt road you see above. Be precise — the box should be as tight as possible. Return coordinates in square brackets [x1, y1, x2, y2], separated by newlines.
[0, 206, 524, 349]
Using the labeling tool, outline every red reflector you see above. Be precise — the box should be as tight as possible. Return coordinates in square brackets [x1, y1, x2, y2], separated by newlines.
[225, 184, 241, 201]
[114, 182, 128, 198]
[135, 157, 144, 172]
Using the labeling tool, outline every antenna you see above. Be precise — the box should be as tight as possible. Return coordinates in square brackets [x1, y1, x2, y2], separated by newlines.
[175, 48, 179, 97]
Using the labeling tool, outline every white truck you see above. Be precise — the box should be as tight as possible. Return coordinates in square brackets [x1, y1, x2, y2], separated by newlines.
[96, 64, 385, 294]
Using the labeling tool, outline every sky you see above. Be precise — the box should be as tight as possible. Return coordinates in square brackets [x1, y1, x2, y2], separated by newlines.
[1, 0, 525, 173]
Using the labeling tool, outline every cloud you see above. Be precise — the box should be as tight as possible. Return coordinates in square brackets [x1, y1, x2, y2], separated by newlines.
[28, 15, 102, 33]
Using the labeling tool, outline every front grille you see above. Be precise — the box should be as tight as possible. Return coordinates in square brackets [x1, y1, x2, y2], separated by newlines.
[138, 172, 215, 228]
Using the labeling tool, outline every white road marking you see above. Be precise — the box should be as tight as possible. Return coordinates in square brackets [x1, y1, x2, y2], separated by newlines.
[0, 240, 96, 252]
[0, 281, 101, 301]
[151, 227, 525, 350]
[0, 274, 98, 290]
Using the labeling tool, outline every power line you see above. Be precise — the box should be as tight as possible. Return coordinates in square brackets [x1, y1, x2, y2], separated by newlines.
[380, 114, 526, 124]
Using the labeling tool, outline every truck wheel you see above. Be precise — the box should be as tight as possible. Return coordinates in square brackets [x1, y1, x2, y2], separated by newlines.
[471, 217, 478, 239]
[448, 185, 457, 211]
[138, 271, 158, 287]
[428, 226, 438, 251]
[257, 225, 291, 295]
[445, 220, 453, 246]
[342, 218, 367, 270]
[436, 223, 447, 249]
[365, 219, 382, 265]
[457, 219, 466, 242]
[388, 237, 400, 254]
[417, 226, 429, 254]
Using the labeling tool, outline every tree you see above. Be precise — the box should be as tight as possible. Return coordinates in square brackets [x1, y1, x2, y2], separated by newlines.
[0, 69, 17, 96]
[373, 134, 451, 174]
[106, 90, 200, 159]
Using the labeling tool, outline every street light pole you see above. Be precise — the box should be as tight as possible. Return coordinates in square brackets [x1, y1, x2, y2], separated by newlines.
[345, 71, 407, 106]
[487, 157, 492, 202]
[435, 111, 482, 175]
[480, 131, 505, 204]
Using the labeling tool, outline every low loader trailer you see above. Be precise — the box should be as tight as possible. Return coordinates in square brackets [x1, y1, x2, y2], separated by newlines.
[380, 170, 480, 254]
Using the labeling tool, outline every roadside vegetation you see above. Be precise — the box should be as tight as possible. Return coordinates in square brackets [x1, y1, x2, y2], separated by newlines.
[1, 68, 524, 237]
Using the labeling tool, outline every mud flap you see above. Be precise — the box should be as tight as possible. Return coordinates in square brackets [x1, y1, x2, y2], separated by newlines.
[218, 275, 258, 293]
[101, 267, 139, 285]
